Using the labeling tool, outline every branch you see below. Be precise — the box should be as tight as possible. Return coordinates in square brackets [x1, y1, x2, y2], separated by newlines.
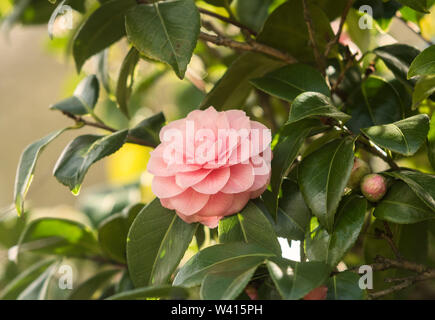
[324, 0, 354, 57]
[355, 135, 400, 170]
[62, 112, 157, 148]
[198, 7, 257, 36]
[367, 256, 435, 299]
[199, 32, 297, 64]
[302, 0, 325, 73]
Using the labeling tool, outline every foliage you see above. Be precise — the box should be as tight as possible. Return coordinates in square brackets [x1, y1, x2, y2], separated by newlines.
[1, 0, 435, 300]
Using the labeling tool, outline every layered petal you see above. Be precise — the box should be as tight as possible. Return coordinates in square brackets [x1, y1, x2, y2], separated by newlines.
[221, 163, 255, 194]
[152, 176, 185, 198]
[169, 188, 209, 215]
[192, 166, 230, 194]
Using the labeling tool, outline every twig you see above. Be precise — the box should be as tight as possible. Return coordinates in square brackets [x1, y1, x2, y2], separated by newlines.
[377, 222, 404, 261]
[355, 135, 400, 170]
[62, 112, 157, 148]
[199, 32, 297, 64]
[324, 0, 354, 57]
[302, 0, 325, 74]
[198, 7, 257, 36]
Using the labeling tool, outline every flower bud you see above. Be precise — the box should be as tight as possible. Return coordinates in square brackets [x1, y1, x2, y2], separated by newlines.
[347, 158, 371, 189]
[360, 173, 388, 202]
[303, 286, 328, 300]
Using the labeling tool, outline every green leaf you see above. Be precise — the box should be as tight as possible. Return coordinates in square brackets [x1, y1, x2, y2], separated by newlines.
[298, 138, 355, 232]
[270, 119, 321, 216]
[250, 64, 330, 103]
[408, 45, 435, 78]
[106, 285, 189, 300]
[218, 201, 281, 256]
[257, 1, 334, 63]
[203, 0, 233, 7]
[287, 92, 350, 124]
[126, 199, 197, 287]
[200, 257, 262, 300]
[374, 181, 435, 224]
[412, 75, 435, 108]
[266, 257, 330, 300]
[53, 130, 128, 194]
[428, 113, 435, 170]
[72, 0, 136, 72]
[125, 0, 200, 79]
[173, 243, 275, 287]
[69, 269, 120, 300]
[17, 262, 59, 300]
[0, 259, 56, 300]
[98, 203, 144, 263]
[361, 114, 430, 156]
[18, 218, 100, 257]
[50, 75, 100, 115]
[346, 76, 403, 133]
[327, 271, 365, 300]
[236, 0, 272, 32]
[14, 128, 69, 216]
[128, 112, 166, 148]
[116, 47, 139, 117]
[384, 170, 435, 211]
[374, 44, 420, 85]
[306, 196, 367, 266]
[396, 0, 430, 13]
[201, 52, 285, 109]
[274, 179, 311, 241]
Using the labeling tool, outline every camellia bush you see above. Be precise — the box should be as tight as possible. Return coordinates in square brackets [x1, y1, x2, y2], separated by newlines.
[1, 0, 435, 300]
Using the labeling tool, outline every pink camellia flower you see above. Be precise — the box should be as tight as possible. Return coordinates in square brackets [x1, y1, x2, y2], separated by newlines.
[147, 107, 272, 228]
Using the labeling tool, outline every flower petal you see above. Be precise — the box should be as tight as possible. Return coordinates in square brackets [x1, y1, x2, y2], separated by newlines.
[221, 163, 255, 194]
[169, 188, 209, 215]
[196, 192, 234, 217]
[175, 169, 211, 188]
[192, 167, 230, 194]
[225, 191, 251, 216]
[152, 176, 185, 198]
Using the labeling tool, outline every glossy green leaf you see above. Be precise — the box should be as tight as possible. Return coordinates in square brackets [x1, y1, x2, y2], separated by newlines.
[408, 45, 435, 78]
[250, 64, 330, 103]
[106, 285, 189, 300]
[374, 181, 435, 224]
[270, 119, 321, 216]
[69, 269, 120, 300]
[98, 203, 144, 263]
[173, 243, 275, 287]
[266, 257, 330, 300]
[218, 201, 281, 255]
[17, 262, 59, 300]
[203, 0, 233, 7]
[0, 259, 56, 300]
[412, 75, 435, 108]
[346, 76, 403, 133]
[18, 218, 100, 257]
[384, 170, 435, 211]
[72, 0, 136, 72]
[201, 52, 285, 109]
[200, 257, 262, 300]
[53, 130, 128, 194]
[327, 271, 365, 300]
[257, 1, 334, 63]
[306, 196, 367, 266]
[128, 112, 166, 148]
[236, 0, 272, 32]
[14, 128, 69, 216]
[116, 47, 139, 117]
[299, 139, 355, 232]
[50, 75, 100, 115]
[374, 44, 420, 85]
[428, 113, 435, 170]
[396, 0, 430, 13]
[361, 114, 430, 156]
[125, 0, 200, 79]
[126, 199, 197, 287]
[274, 179, 311, 241]
[287, 92, 350, 124]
